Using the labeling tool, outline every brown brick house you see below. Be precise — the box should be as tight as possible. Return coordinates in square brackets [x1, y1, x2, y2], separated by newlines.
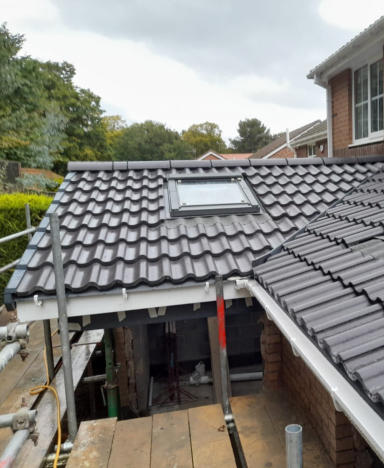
[198, 150, 253, 161]
[308, 16, 384, 158]
[292, 119, 328, 158]
[252, 120, 321, 159]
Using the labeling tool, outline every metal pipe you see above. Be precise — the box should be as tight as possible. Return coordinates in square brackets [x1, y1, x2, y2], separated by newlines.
[0, 342, 21, 372]
[43, 320, 55, 383]
[215, 275, 230, 415]
[285, 424, 303, 468]
[82, 373, 106, 384]
[0, 324, 29, 342]
[49, 213, 78, 442]
[148, 376, 154, 408]
[25, 204, 32, 241]
[0, 227, 36, 245]
[104, 329, 119, 418]
[0, 410, 37, 429]
[0, 429, 30, 468]
[0, 259, 21, 274]
[230, 372, 263, 382]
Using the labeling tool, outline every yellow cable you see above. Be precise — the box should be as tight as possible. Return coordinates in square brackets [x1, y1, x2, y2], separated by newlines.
[29, 331, 62, 468]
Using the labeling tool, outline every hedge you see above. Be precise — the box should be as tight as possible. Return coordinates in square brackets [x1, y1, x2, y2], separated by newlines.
[0, 193, 52, 303]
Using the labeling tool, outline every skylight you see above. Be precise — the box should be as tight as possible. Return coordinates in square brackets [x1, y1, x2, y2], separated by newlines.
[168, 175, 260, 217]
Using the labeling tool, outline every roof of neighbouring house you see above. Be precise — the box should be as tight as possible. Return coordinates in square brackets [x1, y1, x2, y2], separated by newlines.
[307, 16, 384, 82]
[20, 168, 62, 180]
[292, 120, 327, 147]
[5, 155, 384, 308]
[254, 167, 384, 411]
[199, 151, 253, 160]
[252, 120, 321, 159]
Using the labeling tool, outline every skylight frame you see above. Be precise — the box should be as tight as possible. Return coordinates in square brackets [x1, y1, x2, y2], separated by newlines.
[167, 173, 260, 217]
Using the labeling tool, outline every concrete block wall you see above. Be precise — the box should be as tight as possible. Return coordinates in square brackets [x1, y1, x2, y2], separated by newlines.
[260, 316, 374, 467]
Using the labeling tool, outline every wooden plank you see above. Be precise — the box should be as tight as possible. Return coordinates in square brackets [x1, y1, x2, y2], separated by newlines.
[14, 329, 104, 468]
[188, 404, 236, 468]
[231, 395, 286, 468]
[108, 417, 152, 468]
[151, 410, 193, 468]
[66, 418, 117, 468]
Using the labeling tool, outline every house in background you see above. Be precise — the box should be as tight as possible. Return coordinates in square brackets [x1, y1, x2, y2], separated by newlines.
[292, 119, 328, 158]
[252, 120, 321, 159]
[198, 150, 253, 160]
[308, 15, 384, 158]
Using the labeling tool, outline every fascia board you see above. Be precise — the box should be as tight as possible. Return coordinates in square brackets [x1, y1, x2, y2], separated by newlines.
[16, 279, 251, 322]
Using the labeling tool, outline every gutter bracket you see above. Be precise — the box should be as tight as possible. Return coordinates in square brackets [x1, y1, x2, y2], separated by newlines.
[331, 387, 343, 412]
[290, 338, 300, 357]
[33, 295, 42, 307]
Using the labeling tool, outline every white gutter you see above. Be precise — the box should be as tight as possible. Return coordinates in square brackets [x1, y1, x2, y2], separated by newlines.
[16, 279, 250, 322]
[235, 278, 384, 462]
[307, 16, 384, 81]
[291, 130, 327, 148]
[326, 85, 333, 157]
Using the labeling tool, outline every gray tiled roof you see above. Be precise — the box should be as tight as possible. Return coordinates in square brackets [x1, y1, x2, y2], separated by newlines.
[5, 156, 384, 307]
[254, 168, 384, 408]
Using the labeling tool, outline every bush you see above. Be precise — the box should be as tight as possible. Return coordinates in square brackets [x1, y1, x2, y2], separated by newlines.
[0, 193, 52, 303]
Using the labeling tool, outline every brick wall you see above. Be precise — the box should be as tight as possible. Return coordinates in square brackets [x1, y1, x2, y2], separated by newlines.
[295, 139, 328, 158]
[269, 146, 295, 159]
[333, 141, 384, 158]
[260, 317, 374, 467]
[330, 69, 353, 151]
[203, 154, 221, 160]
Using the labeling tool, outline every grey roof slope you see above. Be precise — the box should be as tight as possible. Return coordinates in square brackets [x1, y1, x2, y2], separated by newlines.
[292, 120, 327, 147]
[252, 120, 320, 159]
[5, 156, 384, 307]
[254, 167, 384, 409]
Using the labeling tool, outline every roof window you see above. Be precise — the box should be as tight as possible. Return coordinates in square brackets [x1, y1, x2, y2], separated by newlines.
[167, 174, 260, 217]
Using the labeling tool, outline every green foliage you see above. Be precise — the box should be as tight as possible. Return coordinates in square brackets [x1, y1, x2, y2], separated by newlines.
[230, 118, 272, 153]
[16, 173, 60, 192]
[113, 120, 194, 161]
[0, 23, 108, 174]
[182, 122, 226, 157]
[0, 193, 52, 298]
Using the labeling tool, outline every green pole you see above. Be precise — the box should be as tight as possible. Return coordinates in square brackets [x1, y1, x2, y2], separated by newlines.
[104, 329, 119, 418]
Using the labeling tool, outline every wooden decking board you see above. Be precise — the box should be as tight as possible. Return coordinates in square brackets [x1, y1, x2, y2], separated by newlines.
[108, 417, 152, 468]
[188, 404, 236, 468]
[66, 417, 117, 468]
[151, 410, 193, 468]
[14, 329, 104, 468]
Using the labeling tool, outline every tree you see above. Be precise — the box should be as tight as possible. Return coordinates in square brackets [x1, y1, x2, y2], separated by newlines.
[113, 120, 194, 161]
[182, 122, 226, 156]
[230, 118, 272, 153]
[0, 24, 109, 173]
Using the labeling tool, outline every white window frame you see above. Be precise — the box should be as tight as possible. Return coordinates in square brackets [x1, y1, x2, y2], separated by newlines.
[352, 55, 384, 145]
[307, 144, 317, 157]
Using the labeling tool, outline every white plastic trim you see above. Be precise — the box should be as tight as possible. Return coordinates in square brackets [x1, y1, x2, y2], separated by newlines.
[16, 280, 250, 322]
[236, 279, 384, 462]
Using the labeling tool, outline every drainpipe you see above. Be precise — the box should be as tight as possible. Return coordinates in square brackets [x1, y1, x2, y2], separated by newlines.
[104, 329, 119, 418]
[326, 85, 333, 157]
[286, 128, 297, 158]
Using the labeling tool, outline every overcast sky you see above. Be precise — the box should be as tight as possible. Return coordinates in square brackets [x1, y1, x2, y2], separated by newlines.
[2, 0, 384, 141]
